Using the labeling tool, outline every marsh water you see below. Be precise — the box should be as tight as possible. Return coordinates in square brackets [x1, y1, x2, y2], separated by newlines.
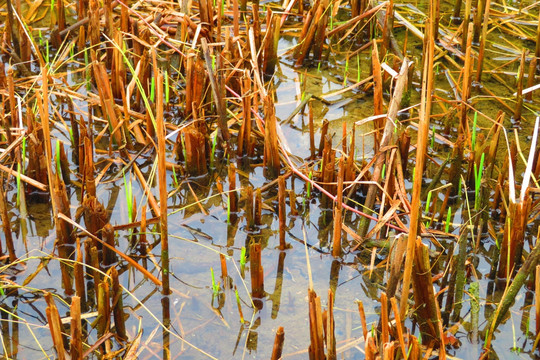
[2, 0, 540, 359]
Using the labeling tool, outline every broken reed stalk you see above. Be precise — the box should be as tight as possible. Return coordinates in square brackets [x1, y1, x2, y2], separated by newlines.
[156, 69, 170, 295]
[0, 181, 16, 262]
[229, 164, 238, 222]
[400, 10, 435, 319]
[250, 242, 264, 299]
[372, 40, 384, 151]
[263, 94, 280, 178]
[45, 292, 67, 360]
[412, 238, 444, 347]
[332, 158, 344, 257]
[201, 38, 229, 144]
[308, 289, 325, 360]
[111, 267, 127, 341]
[278, 175, 287, 250]
[270, 326, 285, 360]
[326, 289, 336, 360]
[70, 296, 82, 360]
[359, 58, 409, 237]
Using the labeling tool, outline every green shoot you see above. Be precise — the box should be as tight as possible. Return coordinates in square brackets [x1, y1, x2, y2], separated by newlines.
[16, 162, 21, 206]
[240, 247, 246, 273]
[425, 190, 432, 214]
[210, 131, 218, 167]
[474, 153, 485, 211]
[227, 194, 231, 224]
[172, 166, 179, 187]
[457, 177, 462, 198]
[55, 140, 61, 178]
[123, 170, 133, 223]
[235, 287, 244, 323]
[381, 163, 386, 180]
[445, 207, 452, 233]
[165, 70, 170, 104]
[210, 268, 219, 295]
[150, 76, 155, 102]
[431, 125, 436, 149]
[307, 171, 313, 198]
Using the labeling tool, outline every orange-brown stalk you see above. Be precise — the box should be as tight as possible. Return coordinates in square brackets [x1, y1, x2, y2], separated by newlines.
[278, 175, 287, 250]
[70, 296, 83, 360]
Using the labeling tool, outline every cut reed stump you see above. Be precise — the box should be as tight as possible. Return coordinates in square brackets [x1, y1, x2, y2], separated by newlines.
[263, 95, 280, 178]
[45, 292, 67, 360]
[411, 238, 444, 348]
[271, 326, 285, 360]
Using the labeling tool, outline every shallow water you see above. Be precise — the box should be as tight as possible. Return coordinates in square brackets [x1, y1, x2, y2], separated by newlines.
[2, 0, 540, 359]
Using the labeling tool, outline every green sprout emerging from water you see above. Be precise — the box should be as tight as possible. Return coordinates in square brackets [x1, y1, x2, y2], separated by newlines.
[474, 153, 485, 211]
[445, 207, 452, 233]
[123, 170, 133, 223]
[210, 267, 219, 295]
[240, 247, 246, 274]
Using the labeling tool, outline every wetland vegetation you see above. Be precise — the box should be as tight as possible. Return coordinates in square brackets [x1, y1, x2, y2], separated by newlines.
[2, 0, 540, 359]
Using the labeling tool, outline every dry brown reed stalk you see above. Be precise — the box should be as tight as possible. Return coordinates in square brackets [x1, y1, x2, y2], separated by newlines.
[380, 292, 389, 350]
[320, 135, 336, 210]
[317, 119, 329, 157]
[74, 237, 87, 311]
[308, 289, 325, 360]
[359, 59, 409, 237]
[294, 0, 328, 65]
[182, 124, 208, 176]
[459, 23, 474, 135]
[461, 0, 472, 51]
[332, 158, 344, 257]
[58, 213, 163, 286]
[255, 188, 262, 227]
[270, 326, 285, 360]
[70, 296, 83, 360]
[250, 242, 264, 299]
[201, 39, 229, 144]
[412, 238, 443, 348]
[92, 62, 125, 147]
[262, 13, 281, 76]
[536, 265, 540, 336]
[263, 94, 280, 178]
[452, 0, 462, 24]
[245, 186, 254, 230]
[45, 292, 67, 360]
[497, 197, 531, 279]
[400, 9, 435, 318]
[102, 224, 116, 266]
[220, 253, 228, 282]
[278, 175, 287, 250]
[326, 289, 336, 360]
[475, 0, 491, 83]
[237, 76, 254, 158]
[229, 164, 238, 222]
[97, 280, 111, 340]
[111, 267, 127, 341]
[372, 40, 383, 151]
[381, 0, 394, 57]
[513, 50, 526, 123]
[472, 0, 486, 43]
[0, 180, 16, 262]
[155, 69, 170, 295]
[486, 228, 540, 349]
